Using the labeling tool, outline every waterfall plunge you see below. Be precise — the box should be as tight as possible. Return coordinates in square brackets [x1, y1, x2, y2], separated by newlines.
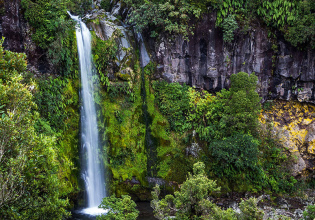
[69, 13, 107, 215]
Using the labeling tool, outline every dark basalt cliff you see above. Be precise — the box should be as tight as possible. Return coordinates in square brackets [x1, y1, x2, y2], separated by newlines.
[149, 13, 315, 104]
[0, 0, 48, 73]
[1, 0, 24, 52]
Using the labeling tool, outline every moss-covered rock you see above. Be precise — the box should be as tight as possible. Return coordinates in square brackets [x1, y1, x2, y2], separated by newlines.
[260, 100, 315, 177]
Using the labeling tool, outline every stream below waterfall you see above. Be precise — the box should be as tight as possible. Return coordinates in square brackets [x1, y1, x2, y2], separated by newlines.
[71, 202, 156, 220]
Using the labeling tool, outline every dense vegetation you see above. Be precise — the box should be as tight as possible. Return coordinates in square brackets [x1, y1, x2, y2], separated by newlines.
[97, 195, 139, 220]
[0, 40, 80, 219]
[152, 72, 297, 193]
[1, 0, 314, 219]
[122, 0, 314, 48]
[151, 162, 264, 219]
[21, 0, 89, 76]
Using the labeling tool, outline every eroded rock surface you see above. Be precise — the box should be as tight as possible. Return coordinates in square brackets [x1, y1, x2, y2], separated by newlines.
[0, 0, 48, 73]
[260, 101, 315, 177]
[148, 13, 315, 104]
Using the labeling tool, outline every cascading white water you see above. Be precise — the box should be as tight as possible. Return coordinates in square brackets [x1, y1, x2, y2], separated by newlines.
[69, 13, 107, 215]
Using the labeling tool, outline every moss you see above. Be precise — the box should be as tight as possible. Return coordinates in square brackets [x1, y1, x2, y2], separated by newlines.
[96, 61, 147, 189]
[34, 76, 80, 207]
[116, 71, 131, 81]
[58, 79, 80, 194]
[93, 59, 191, 197]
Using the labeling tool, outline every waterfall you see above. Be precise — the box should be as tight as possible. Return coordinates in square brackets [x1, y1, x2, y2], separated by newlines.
[69, 13, 107, 215]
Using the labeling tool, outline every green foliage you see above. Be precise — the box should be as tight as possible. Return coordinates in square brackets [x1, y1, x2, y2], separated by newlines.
[0, 40, 70, 219]
[151, 162, 264, 220]
[92, 31, 118, 78]
[221, 72, 261, 136]
[303, 205, 315, 220]
[209, 134, 261, 181]
[186, 72, 261, 141]
[221, 15, 239, 43]
[154, 72, 298, 194]
[21, 0, 84, 75]
[151, 162, 221, 219]
[238, 198, 264, 220]
[100, 0, 112, 11]
[96, 61, 148, 187]
[284, 13, 315, 48]
[258, 123, 298, 193]
[123, 0, 314, 47]
[153, 81, 190, 132]
[97, 195, 139, 220]
[34, 77, 68, 132]
[124, 0, 201, 38]
[257, 0, 299, 27]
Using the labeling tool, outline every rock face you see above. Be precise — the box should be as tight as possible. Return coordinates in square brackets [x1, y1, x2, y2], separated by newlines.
[0, 0, 48, 73]
[260, 101, 315, 177]
[1, 0, 24, 52]
[149, 13, 315, 104]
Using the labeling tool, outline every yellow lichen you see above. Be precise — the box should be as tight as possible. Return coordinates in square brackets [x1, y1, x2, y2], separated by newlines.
[260, 100, 315, 155]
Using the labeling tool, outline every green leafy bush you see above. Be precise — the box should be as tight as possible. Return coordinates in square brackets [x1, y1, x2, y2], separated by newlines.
[151, 162, 222, 219]
[34, 77, 67, 132]
[0, 40, 70, 219]
[151, 162, 264, 220]
[21, 0, 87, 75]
[97, 195, 139, 220]
[187, 72, 261, 140]
[238, 198, 264, 220]
[153, 81, 190, 132]
[220, 72, 261, 136]
[124, 0, 201, 38]
[209, 134, 261, 181]
[221, 14, 239, 43]
[303, 205, 315, 220]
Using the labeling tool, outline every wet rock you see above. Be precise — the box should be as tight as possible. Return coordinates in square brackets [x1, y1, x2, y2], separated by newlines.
[294, 209, 304, 219]
[0, 0, 48, 72]
[306, 122, 315, 155]
[186, 142, 201, 158]
[148, 13, 315, 104]
[146, 177, 166, 187]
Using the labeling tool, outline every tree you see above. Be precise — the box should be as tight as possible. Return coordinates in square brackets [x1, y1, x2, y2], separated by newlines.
[220, 72, 261, 136]
[209, 134, 262, 183]
[0, 39, 70, 219]
[238, 198, 264, 220]
[151, 162, 235, 219]
[186, 71, 261, 141]
[97, 195, 139, 220]
[151, 162, 264, 220]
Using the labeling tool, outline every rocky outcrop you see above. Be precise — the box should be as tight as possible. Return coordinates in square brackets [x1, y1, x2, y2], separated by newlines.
[1, 0, 24, 52]
[0, 0, 49, 73]
[149, 13, 315, 104]
[260, 101, 315, 177]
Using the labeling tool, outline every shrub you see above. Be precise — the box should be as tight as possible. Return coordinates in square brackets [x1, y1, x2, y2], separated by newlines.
[209, 134, 261, 181]
[153, 81, 190, 132]
[98, 195, 139, 220]
[124, 0, 201, 38]
[238, 198, 264, 220]
[303, 205, 315, 220]
[221, 14, 239, 43]
[151, 162, 264, 220]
